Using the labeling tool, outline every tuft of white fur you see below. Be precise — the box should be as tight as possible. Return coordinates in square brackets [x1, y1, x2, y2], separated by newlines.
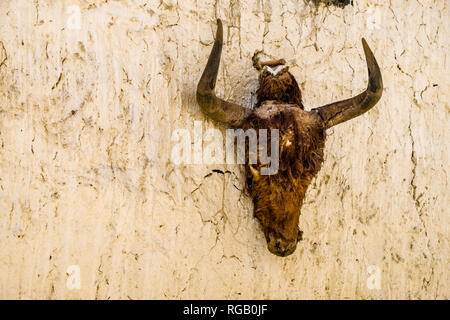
[265, 65, 286, 76]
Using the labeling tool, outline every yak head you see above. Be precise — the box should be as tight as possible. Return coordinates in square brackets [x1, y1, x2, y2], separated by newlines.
[196, 19, 382, 256]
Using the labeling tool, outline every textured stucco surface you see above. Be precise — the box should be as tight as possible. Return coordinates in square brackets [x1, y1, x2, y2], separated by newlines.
[0, 0, 448, 299]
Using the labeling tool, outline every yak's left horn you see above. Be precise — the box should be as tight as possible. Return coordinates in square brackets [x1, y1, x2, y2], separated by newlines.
[197, 19, 251, 127]
[311, 38, 383, 129]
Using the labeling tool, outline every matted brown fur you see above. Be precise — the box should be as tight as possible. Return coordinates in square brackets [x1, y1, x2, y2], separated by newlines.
[256, 72, 304, 109]
[243, 103, 326, 256]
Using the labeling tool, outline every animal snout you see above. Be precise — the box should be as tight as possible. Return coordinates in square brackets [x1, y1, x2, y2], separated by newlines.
[267, 234, 298, 257]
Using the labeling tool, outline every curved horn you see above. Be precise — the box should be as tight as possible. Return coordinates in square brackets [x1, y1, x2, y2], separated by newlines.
[197, 19, 250, 127]
[311, 38, 383, 129]
[248, 164, 261, 181]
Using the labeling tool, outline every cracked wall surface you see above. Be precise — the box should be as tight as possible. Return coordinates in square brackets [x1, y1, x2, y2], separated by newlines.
[0, 0, 448, 299]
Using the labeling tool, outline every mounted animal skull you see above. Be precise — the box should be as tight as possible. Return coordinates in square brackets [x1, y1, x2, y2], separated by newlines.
[197, 19, 383, 257]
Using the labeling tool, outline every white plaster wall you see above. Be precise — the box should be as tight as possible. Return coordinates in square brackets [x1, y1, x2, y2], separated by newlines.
[0, 0, 448, 299]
